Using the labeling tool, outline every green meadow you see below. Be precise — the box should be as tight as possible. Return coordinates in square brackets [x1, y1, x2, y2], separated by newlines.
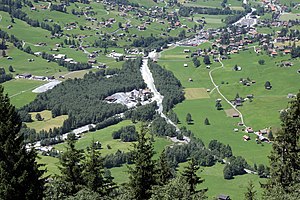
[26, 110, 68, 132]
[39, 120, 172, 178]
[1, 79, 44, 108]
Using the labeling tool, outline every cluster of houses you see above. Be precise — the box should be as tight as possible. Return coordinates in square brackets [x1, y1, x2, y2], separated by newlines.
[16, 73, 55, 81]
[105, 88, 152, 108]
[235, 126, 271, 143]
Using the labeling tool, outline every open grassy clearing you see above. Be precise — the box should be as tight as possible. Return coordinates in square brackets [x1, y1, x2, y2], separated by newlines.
[183, 0, 244, 10]
[279, 13, 300, 21]
[53, 120, 172, 156]
[38, 155, 61, 177]
[39, 120, 172, 177]
[177, 162, 266, 199]
[1, 79, 44, 108]
[184, 88, 210, 99]
[0, 44, 66, 77]
[26, 110, 68, 132]
[174, 98, 271, 165]
[194, 14, 228, 29]
[158, 45, 217, 89]
[256, 26, 281, 34]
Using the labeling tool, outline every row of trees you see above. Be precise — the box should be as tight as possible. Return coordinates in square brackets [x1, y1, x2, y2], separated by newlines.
[132, 35, 181, 52]
[112, 125, 138, 142]
[0, 67, 13, 83]
[149, 61, 185, 112]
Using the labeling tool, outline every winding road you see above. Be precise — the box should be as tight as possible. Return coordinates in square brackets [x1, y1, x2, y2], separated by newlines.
[208, 56, 246, 127]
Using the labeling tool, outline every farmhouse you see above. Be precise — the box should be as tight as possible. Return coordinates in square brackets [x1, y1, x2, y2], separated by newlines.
[53, 54, 66, 59]
[18, 73, 32, 79]
[246, 127, 254, 133]
[243, 135, 250, 141]
[88, 59, 97, 64]
[111, 52, 124, 59]
[33, 76, 46, 81]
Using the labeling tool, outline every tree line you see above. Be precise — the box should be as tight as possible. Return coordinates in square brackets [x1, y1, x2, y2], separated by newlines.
[149, 61, 185, 112]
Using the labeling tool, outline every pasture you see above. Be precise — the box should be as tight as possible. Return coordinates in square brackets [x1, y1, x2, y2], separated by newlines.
[279, 13, 300, 21]
[0, 44, 66, 77]
[1, 79, 44, 108]
[184, 88, 210, 100]
[39, 120, 172, 177]
[26, 110, 68, 132]
[177, 162, 267, 200]
[54, 120, 172, 156]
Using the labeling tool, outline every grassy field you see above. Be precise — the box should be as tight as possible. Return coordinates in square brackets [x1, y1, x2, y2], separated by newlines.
[193, 14, 228, 29]
[177, 162, 267, 199]
[0, 44, 66, 77]
[214, 49, 299, 129]
[157, 45, 300, 168]
[26, 110, 68, 132]
[54, 120, 172, 155]
[279, 13, 300, 21]
[184, 88, 210, 100]
[39, 120, 172, 177]
[183, 0, 244, 10]
[1, 79, 44, 108]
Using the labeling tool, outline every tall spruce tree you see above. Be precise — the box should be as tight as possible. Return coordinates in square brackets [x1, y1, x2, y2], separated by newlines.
[82, 140, 117, 197]
[244, 180, 257, 200]
[263, 91, 300, 199]
[58, 133, 84, 196]
[127, 124, 157, 200]
[181, 158, 206, 195]
[0, 85, 45, 199]
[156, 149, 174, 185]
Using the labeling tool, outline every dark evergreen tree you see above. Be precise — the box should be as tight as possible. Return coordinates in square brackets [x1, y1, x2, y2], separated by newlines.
[204, 118, 210, 125]
[0, 85, 45, 200]
[58, 133, 84, 196]
[8, 65, 14, 72]
[203, 55, 210, 65]
[263, 92, 300, 198]
[244, 180, 257, 200]
[181, 158, 205, 194]
[156, 149, 174, 185]
[126, 124, 157, 200]
[186, 113, 192, 124]
[35, 113, 43, 121]
[82, 140, 117, 196]
[215, 102, 223, 110]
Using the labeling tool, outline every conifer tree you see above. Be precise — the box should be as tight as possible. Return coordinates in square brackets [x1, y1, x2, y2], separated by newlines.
[263, 91, 300, 198]
[0, 85, 45, 199]
[181, 158, 206, 195]
[127, 124, 157, 200]
[82, 140, 117, 197]
[244, 180, 257, 200]
[58, 133, 84, 196]
[156, 149, 174, 185]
